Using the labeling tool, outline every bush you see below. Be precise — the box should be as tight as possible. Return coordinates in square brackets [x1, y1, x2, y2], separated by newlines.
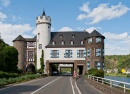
[88, 68, 104, 78]
[0, 71, 20, 79]
[0, 74, 41, 86]
[127, 74, 130, 77]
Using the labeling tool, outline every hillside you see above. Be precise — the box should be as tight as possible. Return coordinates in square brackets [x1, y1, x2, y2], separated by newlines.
[105, 55, 130, 69]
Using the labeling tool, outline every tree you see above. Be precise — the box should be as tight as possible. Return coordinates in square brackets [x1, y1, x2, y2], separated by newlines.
[2, 46, 18, 72]
[40, 50, 45, 73]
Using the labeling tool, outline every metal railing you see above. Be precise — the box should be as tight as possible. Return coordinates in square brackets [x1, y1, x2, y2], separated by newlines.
[88, 75, 130, 92]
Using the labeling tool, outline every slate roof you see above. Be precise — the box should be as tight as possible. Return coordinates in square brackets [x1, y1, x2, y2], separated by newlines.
[12, 35, 26, 42]
[13, 30, 105, 47]
[25, 36, 36, 42]
[13, 35, 36, 42]
[46, 31, 90, 48]
[90, 30, 105, 38]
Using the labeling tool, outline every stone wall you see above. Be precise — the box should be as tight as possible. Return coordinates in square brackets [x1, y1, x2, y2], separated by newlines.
[87, 79, 130, 94]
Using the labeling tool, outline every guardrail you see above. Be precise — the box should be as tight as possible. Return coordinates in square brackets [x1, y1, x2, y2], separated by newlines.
[88, 75, 130, 93]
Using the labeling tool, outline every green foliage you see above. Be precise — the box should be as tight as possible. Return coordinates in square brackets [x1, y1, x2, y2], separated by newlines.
[0, 38, 18, 73]
[2, 46, 18, 72]
[40, 50, 45, 73]
[88, 68, 104, 78]
[0, 74, 41, 86]
[34, 53, 37, 70]
[52, 64, 59, 71]
[127, 74, 130, 77]
[105, 55, 130, 69]
[0, 71, 20, 79]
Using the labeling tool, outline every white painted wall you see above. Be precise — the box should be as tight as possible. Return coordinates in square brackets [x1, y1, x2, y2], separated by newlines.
[46, 48, 86, 60]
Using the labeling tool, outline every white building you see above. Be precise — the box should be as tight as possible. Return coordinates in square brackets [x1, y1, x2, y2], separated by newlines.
[13, 10, 105, 75]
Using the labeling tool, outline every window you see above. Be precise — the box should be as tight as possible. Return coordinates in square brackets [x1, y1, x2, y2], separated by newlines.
[96, 48, 101, 57]
[70, 41, 74, 45]
[88, 38, 92, 43]
[39, 44, 42, 49]
[77, 50, 86, 58]
[102, 62, 104, 70]
[52, 41, 55, 45]
[81, 41, 84, 45]
[61, 41, 64, 45]
[87, 48, 90, 57]
[64, 50, 72, 58]
[96, 37, 101, 42]
[87, 61, 90, 70]
[50, 50, 59, 58]
[60, 35, 63, 38]
[72, 35, 75, 38]
[95, 61, 100, 70]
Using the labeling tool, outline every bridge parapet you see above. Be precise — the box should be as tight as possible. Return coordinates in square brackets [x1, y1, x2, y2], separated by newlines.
[88, 75, 130, 94]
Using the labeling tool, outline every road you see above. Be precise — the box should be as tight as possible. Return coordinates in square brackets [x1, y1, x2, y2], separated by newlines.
[0, 76, 102, 94]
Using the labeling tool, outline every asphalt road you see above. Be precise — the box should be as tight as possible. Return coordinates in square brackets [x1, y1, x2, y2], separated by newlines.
[0, 76, 103, 94]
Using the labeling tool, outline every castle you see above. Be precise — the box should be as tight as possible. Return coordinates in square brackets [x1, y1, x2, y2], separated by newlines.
[13, 10, 105, 75]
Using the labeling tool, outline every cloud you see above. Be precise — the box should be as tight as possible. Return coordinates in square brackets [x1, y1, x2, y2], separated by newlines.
[0, 12, 7, 21]
[0, 0, 10, 7]
[77, 2, 130, 24]
[12, 15, 22, 22]
[85, 27, 101, 33]
[103, 32, 130, 55]
[79, 2, 90, 13]
[103, 32, 128, 40]
[0, 22, 33, 45]
[58, 27, 73, 32]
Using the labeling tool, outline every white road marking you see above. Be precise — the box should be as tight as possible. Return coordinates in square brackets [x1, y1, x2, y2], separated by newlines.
[70, 77, 75, 94]
[75, 80, 82, 94]
[31, 76, 62, 94]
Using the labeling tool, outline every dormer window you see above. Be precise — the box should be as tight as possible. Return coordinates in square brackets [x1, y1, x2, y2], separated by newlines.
[60, 35, 63, 38]
[72, 35, 75, 38]
[52, 41, 55, 45]
[61, 41, 64, 45]
[81, 40, 84, 45]
[71, 41, 74, 45]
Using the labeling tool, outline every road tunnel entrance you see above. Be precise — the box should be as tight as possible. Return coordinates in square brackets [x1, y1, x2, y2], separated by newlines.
[49, 63, 74, 76]
[78, 66, 83, 75]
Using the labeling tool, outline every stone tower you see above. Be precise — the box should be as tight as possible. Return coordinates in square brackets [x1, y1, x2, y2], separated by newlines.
[13, 35, 26, 71]
[85, 30, 105, 70]
[36, 10, 51, 71]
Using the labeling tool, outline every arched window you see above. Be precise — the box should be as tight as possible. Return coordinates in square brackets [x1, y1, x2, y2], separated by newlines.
[61, 41, 64, 45]
[71, 41, 74, 45]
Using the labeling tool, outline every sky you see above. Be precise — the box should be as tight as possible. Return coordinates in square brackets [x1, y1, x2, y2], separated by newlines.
[0, 0, 130, 55]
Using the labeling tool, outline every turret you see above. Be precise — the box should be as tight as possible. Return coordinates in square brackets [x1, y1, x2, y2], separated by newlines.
[85, 30, 105, 70]
[13, 35, 26, 71]
[36, 10, 51, 70]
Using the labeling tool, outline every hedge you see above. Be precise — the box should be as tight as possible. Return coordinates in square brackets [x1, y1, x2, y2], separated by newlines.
[0, 74, 41, 86]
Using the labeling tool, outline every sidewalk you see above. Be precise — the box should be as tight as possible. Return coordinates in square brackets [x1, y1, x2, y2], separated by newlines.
[76, 75, 103, 94]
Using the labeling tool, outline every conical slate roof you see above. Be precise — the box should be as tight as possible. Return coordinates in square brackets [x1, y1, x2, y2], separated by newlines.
[12, 35, 26, 42]
[90, 30, 105, 38]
